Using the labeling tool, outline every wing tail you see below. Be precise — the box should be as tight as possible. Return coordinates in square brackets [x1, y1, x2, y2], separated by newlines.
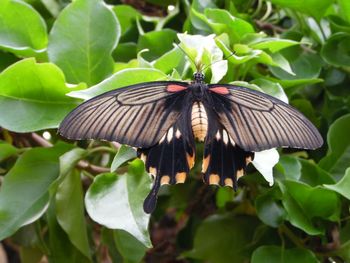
[138, 112, 195, 213]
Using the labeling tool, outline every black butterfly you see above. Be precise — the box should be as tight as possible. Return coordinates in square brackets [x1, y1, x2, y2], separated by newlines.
[58, 72, 323, 213]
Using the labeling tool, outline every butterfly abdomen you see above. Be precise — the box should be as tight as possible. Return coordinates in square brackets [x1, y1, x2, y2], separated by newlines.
[191, 102, 208, 142]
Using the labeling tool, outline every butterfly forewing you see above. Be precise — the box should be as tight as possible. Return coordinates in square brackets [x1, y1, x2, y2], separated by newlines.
[58, 81, 189, 148]
[208, 84, 323, 152]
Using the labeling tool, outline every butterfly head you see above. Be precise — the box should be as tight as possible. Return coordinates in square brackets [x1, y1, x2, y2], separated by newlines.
[193, 72, 205, 83]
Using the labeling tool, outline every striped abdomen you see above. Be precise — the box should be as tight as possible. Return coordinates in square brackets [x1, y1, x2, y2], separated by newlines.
[191, 102, 208, 142]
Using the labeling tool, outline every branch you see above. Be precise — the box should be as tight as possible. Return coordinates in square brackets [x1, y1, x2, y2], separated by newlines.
[29, 132, 110, 175]
[255, 19, 286, 34]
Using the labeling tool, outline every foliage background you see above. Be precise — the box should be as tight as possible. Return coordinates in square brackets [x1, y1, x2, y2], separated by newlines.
[0, 0, 350, 262]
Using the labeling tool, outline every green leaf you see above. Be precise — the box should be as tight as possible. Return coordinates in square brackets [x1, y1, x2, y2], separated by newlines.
[269, 0, 332, 20]
[248, 37, 300, 53]
[85, 160, 152, 247]
[250, 78, 288, 102]
[328, 15, 350, 34]
[68, 68, 167, 100]
[153, 46, 187, 75]
[321, 33, 350, 67]
[137, 29, 177, 61]
[278, 155, 302, 181]
[56, 170, 91, 260]
[278, 180, 340, 235]
[338, 0, 350, 23]
[20, 246, 43, 263]
[50, 147, 87, 195]
[111, 145, 137, 172]
[48, 0, 120, 85]
[299, 159, 335, 186]
[47, 203, 91, 263]
[184, 214, 259, 263]
[0, 141, 17, 162]
[252, 246, 318, 263]
[325, 168, 350, 200]
[112, 5, 140, 37]
[113, 42, 137, 62]
[0, 145, 71, 240]
[113, 230, 147, 263]
[320, 114, 350, 179]
[0, 0, 47, 59]
[256, 193, 286, 228]
[269, 47, 323, 81]
[0, 58, 84, 132]
[204, 8, 255, 43]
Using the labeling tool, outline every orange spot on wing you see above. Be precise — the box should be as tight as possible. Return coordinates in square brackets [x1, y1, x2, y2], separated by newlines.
[167, 84, 187, 92]
[210, 87, 229, 95]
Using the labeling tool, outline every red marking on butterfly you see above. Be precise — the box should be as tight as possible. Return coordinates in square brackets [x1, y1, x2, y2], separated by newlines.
[167, 84, 187, 92]
[209, 87, 229, 95]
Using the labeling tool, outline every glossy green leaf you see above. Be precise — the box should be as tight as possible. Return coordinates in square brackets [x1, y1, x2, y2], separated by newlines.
[20, 246, 43, 263]
[112, 5, 140, 36]
[0, 0, 47, 58]
[85, 160, 152, 247]
[256, 193, 286, 227]
[0, 58, 83, 132]
[320, 114, 350, 179]
[252, 246, 318, 263]
[101, 228, 123, 262]
[111, 145, 137, 172]
[325, 168, 350, 200]
[47, 203, 91, 263]
[269, 47, 323, 81]
[250, 78, 288, 102]
[269, 0, 332, 20]
[321, 33, 350, 67]
[153, 46, 187, 75]
[335, 241, 350, 262]
[279, 180, 340, 235]
[113, 42, 137, 62]
[48, 0, 120, 85]
[338, 0, 350, 23]
[185, 214, 259, 263]
[113, 230, 147, 263]
[50, 147, 87, 194]
[248, 38, 299, 53]
[0, 145, 71, 240]
[137, 29, 177, 61]
[328, 15, 350, 34]
[278, 155, 302, 181]
[299, 159, 335, 186]
[0, 50, 19, 72]
[204, 8, 255, 43]
[56, 170, 91, 260]
[0, 141, 17, 162]
[68, 68, 167, 100]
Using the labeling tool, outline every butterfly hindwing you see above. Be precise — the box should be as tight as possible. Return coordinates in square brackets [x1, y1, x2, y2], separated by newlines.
[201, 104, 254, 189]
[208, 84, 323, 152]
[138, 106, 195, 213]
[58, 81, 189, 148]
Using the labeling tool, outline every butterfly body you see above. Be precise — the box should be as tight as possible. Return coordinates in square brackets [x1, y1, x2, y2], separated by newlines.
[59, 72, 323, 213]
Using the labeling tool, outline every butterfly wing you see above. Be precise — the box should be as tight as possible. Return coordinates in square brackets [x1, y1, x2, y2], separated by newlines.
[58, 81, 189, 148]
[207, 84, 323, 152]
[200, 104, 254, 189]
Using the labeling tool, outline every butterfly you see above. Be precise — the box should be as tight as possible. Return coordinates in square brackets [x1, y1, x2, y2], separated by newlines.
[58, 71, 323, 213]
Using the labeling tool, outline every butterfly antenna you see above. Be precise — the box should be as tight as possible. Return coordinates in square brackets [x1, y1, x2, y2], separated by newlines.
[201, 51, 236, 73]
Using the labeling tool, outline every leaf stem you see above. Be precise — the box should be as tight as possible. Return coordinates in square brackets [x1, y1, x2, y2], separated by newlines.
[279, 224, 304, 248]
